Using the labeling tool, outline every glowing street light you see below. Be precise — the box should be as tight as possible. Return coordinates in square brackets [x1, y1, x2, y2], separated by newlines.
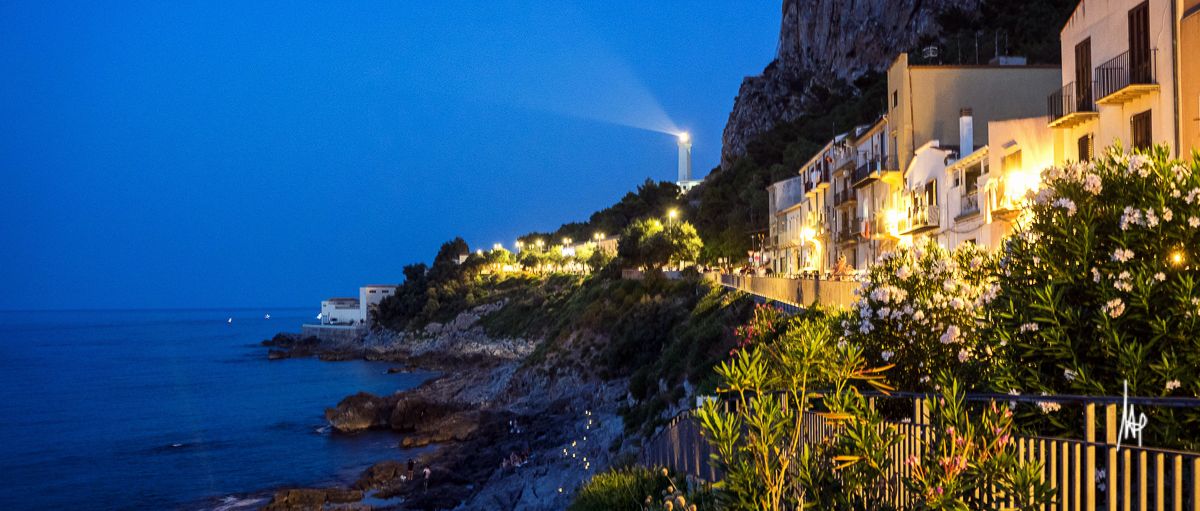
[667, 208, 679, 222]
[492, 243, 503, 251]
[1170, 249, 1186, 267]
[563, 237, 572, 246]
[535, 239, 544, 248]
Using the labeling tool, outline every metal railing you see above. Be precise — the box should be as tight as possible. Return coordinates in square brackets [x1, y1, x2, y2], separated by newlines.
[1095, 49, 1157, 101]
[958, 191, 980, 218]
[836, 223, 860, 244]
[835, 189, 857, 206]
[715, 273, 859, 309]
[1048, 81, 1097, 122]
[641, 391, 1200, 510]
[853, 157, 898, 187]
[900, 204, 940, 233]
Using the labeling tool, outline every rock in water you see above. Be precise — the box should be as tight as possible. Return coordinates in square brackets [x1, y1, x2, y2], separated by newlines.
[324, 392, 396, 433]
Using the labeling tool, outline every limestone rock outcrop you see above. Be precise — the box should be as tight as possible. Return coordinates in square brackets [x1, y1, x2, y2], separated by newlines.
[720, 0, 978, 169]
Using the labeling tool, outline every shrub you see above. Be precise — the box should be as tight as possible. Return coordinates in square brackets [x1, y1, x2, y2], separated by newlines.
[845, 240, 997, 391]
[570, 466, 714, 511]
[983, 145, 1200, 447]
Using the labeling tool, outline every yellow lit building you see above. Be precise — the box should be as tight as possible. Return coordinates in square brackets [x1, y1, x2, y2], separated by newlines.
[1048, 0, 1200, 161]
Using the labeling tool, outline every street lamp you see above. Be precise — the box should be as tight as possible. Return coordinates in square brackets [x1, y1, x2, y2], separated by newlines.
[667, 209, 678, 224]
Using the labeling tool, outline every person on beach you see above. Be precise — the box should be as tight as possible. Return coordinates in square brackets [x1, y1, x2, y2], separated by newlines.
[422, 466, 432, 492]
[407, 458, 415, 481]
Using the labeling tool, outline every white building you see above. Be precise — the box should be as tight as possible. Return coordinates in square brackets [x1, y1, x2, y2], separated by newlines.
[359, 285, 398, 325]
[1048, 0, 1199, 161]
[320, 297, 363, 325]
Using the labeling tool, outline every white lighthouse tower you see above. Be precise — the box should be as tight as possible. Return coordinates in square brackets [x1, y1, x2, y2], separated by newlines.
[676, 132, 701, 193]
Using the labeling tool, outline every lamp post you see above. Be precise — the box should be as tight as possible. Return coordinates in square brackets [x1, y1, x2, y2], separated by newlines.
[667, 208, 678, 225]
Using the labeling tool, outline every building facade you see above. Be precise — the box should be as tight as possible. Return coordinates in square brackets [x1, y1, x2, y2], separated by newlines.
[320, 297, 362, 325]
[1048, 0, 1200, 162]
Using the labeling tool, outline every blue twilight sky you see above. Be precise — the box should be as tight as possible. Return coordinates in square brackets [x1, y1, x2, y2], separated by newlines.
[0, 1, 780, 310]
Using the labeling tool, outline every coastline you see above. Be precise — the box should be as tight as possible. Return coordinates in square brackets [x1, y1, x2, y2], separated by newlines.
[249, 302, 630, 511]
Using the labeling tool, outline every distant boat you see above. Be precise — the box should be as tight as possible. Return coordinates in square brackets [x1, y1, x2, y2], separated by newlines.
[264, 314, 271, 320]
[227, 317, 233, 324]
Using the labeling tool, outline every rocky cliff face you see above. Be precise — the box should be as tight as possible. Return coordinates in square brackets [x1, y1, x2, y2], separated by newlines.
[720, 0, 978, 169]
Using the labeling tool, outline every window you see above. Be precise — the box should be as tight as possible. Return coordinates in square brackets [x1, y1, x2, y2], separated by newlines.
[1128, 2, 1152, 84]
[892, 91, 898, 107]
[1131, 110, 1152, 149]
[369, 290, 377, 294]
[1078, 134, 1094, 161]
[1075, 39, 1092, 107]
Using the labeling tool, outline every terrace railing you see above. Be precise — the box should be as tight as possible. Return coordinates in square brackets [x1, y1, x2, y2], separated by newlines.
[1048, 81, 1097, 124]
[1095, 49, 1157, 102]
[958, 190, 980, 219]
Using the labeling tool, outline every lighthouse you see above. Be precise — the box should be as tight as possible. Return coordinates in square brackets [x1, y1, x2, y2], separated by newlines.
[676, 132, 700, 193]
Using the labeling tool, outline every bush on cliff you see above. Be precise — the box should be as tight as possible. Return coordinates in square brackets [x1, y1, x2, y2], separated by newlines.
[570, 466, 716, 511]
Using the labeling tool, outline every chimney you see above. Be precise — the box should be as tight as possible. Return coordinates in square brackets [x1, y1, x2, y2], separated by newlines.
[959, 108, 974, 155]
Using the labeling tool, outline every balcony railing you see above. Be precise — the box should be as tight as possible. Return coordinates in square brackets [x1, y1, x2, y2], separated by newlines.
[836, 220, 861, 244]
[1047, 81, 1097, 127]
[834, 189, 856, 207]
[900, 204, 939, 234]
[852, 157, 897, 187]
[1095, 49, 1157, 104]
[957, 191, 980, 219]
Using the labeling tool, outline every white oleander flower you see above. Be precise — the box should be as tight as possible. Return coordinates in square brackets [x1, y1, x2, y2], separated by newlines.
[881, 350, 894, 361]
[1038, 400, 1062, 413]
[940, 325, 961, 345]
[1120, 207, 1142, 230]
[1145, 208, 1160, 227]
[1053, 197, 1077, 216]
[957, 349, 970, 363]
[1190, 216, 1200, 229]
[1129, 154, 1151, 177]
[1166, 379, 1182, 392]
[1111, 248, 1134, 263]
[1064, 368, 1078, 381]
[1019, 322, 1039, 333]
[895, 265, 911, 280]
[1102, 298, 1126, 318]
[1154, 272, 1166, 282]
[1083, 173, 1102, 194]
[1162, 208, 1173, 222]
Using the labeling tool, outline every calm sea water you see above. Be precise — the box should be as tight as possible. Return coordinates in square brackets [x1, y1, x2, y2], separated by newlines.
[0, 308, 432, 510]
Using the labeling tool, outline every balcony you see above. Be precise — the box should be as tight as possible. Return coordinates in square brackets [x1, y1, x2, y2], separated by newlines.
[806, 167, 831, 195]
[1047, 81, 1098, 129]
[955, 191, 980, 221]
[836, 219, 862, 245]
[834, 189, 857, 208]
[852, 157, 899, 188]
[1095, 49, 1158, 106]
[899, 204, 940, 235]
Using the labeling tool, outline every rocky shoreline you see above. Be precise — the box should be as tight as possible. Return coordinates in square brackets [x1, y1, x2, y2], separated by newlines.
[250, 303, 631, 511]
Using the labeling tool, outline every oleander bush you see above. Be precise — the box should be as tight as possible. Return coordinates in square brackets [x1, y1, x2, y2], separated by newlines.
[844, 240, 998, 391]
[697, 311, 898, 511]
[904, 374, 1054, 511]
[983, 145, 1200, 448]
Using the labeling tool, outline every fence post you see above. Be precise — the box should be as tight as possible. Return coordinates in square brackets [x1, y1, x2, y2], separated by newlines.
[1086, 403, 1096, 510]
[1105, 403, 1118, 511]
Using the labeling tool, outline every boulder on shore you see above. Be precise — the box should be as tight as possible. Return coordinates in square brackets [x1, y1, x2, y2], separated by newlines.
[263, 488, 362, 510]
[324, 392, 397, 433]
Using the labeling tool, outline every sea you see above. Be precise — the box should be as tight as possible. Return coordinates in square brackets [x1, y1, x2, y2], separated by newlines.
[0, 308, 434, 510]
